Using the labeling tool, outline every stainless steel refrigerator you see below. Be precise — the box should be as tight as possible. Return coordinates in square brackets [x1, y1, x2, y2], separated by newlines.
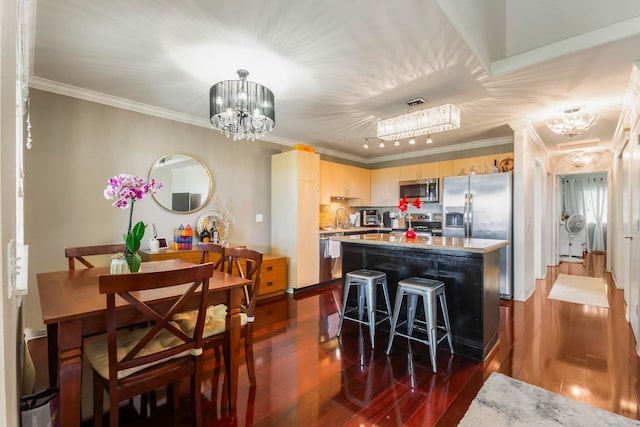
[442, 172, 513, 298]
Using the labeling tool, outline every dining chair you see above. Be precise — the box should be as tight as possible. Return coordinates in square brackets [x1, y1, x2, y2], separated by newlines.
[84, 262, 214, 427]
[64, 243, 126, 270]
[224, 247, 263, 387]
[198, 242, 226, 270]
[45, 244, 128, 388]
[173, 247, 263, 387]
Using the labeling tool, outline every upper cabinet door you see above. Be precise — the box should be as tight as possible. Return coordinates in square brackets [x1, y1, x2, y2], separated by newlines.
[319, 161, 370, 205]
[371, 167, 401, 206]
[452, 154, 513, 176]
[400, 162, 439, 181]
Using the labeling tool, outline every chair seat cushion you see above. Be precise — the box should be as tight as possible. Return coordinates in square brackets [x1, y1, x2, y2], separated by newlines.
[172, 304, 248, 338]
[84, 321, 191, 380]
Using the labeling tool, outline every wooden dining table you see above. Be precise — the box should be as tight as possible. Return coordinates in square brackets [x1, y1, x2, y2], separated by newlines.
[37, 259, 249, 427]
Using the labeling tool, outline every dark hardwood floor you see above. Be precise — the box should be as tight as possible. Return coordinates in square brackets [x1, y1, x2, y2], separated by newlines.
[28, 253, 640, 425]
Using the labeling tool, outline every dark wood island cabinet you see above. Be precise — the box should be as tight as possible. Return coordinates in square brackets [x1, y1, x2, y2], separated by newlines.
[333, 233, 508, 361]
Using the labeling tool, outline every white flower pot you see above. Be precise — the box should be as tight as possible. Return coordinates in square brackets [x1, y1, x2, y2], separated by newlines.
[149, 238, 160, 253]
[110, 258, 129, 274]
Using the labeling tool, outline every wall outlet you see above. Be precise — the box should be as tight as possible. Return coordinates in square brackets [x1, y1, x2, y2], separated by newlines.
[256, 214, 264, 223]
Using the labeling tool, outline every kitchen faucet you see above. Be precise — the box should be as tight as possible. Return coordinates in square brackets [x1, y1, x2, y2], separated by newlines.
[335, 207, 348, 229]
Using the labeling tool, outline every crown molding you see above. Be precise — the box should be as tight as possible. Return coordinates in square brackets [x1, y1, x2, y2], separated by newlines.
[356, 136, 514, 165]
[29, 76, 512, 166]
[524, 125, 548, 156]
[30, 76, 213, 128]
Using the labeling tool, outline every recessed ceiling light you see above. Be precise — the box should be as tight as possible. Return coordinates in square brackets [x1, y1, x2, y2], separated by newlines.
[409, 138, 416, 145]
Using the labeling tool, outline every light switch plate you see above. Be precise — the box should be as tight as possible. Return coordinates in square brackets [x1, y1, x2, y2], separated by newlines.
[6, 239, 15, 299]
[256, 214, 264, 223]
[15, 244, 29, 296]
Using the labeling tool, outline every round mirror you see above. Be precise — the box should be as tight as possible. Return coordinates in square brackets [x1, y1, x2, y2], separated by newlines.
[149, 153, 212, 213]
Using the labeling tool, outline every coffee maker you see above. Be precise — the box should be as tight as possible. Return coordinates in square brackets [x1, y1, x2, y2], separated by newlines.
[382, 211, 402, 229]
[360, 209, 379, 227]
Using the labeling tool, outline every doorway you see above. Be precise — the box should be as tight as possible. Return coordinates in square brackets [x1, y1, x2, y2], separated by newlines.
[557, 173, 608, 264]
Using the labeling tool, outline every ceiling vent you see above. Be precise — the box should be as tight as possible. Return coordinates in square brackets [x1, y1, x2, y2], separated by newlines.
[406, 97, 426, 107]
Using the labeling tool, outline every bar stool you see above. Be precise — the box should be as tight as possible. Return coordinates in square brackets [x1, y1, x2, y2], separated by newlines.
[336, 269, 392, 348]
[385, 277, 454, 372]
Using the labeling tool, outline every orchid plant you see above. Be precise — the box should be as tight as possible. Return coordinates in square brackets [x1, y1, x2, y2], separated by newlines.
[104, 174, 162, 271]
[398, 196, 421, 230]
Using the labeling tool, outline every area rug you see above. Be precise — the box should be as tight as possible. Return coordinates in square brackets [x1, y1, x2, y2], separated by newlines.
[458, 372, 640, 426]
[547, 273, 608, 308]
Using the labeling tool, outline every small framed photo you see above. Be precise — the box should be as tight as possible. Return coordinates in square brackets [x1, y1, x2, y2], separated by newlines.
[157, 237, 168, 250]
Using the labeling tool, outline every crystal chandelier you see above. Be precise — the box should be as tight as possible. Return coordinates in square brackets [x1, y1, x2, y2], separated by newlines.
[377, 103, 460, 141]
[567, 151, 594, 168]
[546, 106, 598, 137]
[209, 69, 275, 141]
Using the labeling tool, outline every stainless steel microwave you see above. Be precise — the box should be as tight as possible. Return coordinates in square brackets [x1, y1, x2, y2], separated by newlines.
[399, 178, 439, 203]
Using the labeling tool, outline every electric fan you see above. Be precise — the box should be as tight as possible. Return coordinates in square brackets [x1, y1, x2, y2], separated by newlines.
[565, 214, 586, 260]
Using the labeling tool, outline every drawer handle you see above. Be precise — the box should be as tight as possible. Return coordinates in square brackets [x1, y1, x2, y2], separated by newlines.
[267, 266, 273, 271]
[266, 281, 273, 287]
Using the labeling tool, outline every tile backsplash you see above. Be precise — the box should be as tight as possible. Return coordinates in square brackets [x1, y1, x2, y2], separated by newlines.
[319, 201, 442, 229]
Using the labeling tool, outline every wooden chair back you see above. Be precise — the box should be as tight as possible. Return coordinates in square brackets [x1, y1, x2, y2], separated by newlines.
[94, 262, 213, 426]
[225, 247, 263, 319]
[65, 244, 126, 270]
[98, 262, 213, 378]
[198, 242, 226, 271]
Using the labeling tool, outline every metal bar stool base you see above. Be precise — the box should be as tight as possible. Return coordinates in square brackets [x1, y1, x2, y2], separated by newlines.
[336, 269, 392, 348]
[385, 277, 453, 373]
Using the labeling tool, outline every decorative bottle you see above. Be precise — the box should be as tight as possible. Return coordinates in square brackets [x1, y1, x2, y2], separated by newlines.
[200, 220, 210, 243]
[492, 159, 500, 173]
[211, 221, 219, 244]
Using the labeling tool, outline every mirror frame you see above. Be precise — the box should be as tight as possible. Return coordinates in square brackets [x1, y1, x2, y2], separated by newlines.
[149, 152, 213, 214]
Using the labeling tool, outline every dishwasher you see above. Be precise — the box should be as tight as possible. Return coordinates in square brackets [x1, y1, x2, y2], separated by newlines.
[319, 232, 343, 282]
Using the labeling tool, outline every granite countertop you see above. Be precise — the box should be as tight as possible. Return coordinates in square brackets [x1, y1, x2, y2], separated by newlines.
[330, 232, 508, 253]
[319, 227, 392, 235]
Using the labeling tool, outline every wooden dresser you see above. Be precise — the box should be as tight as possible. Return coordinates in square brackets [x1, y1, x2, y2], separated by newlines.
[139, 249, 287, 300]
[139, 248, 201, 263]
[259, 254, 287, 300]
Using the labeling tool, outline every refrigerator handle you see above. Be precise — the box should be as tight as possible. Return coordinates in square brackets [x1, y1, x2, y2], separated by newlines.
[464, 193, 469, 237]
[468, 193, 473, 237]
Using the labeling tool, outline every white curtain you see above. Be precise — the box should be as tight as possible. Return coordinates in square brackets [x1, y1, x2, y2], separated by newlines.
[562, 174, 607, 252]
[563, 179, 585, 217]
[583, 176, 607, 251]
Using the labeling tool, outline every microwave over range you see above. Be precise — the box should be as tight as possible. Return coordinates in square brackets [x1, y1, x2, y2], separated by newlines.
[399, 178, 439, 203]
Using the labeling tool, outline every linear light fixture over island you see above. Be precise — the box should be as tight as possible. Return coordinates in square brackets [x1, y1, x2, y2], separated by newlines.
[377, 103, 460, 141]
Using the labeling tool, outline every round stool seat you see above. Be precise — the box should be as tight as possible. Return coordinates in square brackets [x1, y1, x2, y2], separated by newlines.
[398, 277, 444, 292]
[347, 269, 387, 281]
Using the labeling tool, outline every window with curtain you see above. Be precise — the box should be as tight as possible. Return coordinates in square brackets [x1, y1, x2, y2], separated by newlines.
[562, 173, 607, 252]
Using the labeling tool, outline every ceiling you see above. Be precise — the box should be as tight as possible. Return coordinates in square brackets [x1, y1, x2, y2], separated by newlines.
[28, 0, 640, 165]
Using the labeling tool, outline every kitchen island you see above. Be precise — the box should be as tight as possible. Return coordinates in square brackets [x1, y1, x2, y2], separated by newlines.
[331, 233, 509, 361]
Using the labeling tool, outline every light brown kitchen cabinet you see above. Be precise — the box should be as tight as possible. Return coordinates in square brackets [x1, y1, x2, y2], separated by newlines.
[399, 161, 440, 181]
[368, 155, 512, 208]
[438, 160, 453, 198]
[272, 150, 319, 290]
[438, 160, 453, 178]
[452, 153, 513, 176]
[319, 160, 370, 205]
[370, 167, 401, 206]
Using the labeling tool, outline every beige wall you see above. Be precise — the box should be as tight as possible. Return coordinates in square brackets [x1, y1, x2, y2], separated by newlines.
[23, 89, 282, 329]
[512, 124, 549, 302]
[1, 0, 22, 424]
